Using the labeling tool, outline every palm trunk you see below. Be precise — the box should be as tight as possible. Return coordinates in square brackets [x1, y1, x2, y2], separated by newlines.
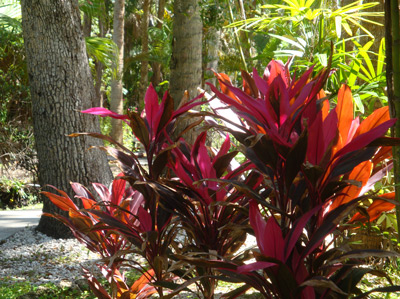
[95, 18, 105, 107]
[150, 0, 166, 91]
[138, 0, 151, 109]
[110, 0, 125, 144]
[170, 0, 203, 144]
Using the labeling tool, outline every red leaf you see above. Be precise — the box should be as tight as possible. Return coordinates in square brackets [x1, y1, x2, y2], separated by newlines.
[71, 182, 94, 200]
[307, 111, 324, 165]
[252, 67, 268, 95]
[111, 175, 126, 206]
[138, 206, 152, 232]
[285, 205, 322, 262]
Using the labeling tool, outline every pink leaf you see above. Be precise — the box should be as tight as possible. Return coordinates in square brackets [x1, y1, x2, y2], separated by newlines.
[92, 183, 111, 203]
[144, 84, 160, 138]
[249, 201, 284, 261]
[252, 68, 268, 95]
[214, 134, 231, 161]
[81, 107, 129, 121]
[237, 261, 277, 274]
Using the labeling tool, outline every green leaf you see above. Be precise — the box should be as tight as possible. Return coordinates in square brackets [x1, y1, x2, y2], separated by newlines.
[352, 94, 364, 114]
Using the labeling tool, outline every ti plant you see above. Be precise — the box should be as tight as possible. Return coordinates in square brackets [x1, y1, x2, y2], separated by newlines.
[204, 60, 400, 298]
[44, 61, 400, 298]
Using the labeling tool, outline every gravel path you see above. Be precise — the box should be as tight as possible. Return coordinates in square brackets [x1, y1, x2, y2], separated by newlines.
[0, 226, 100, 288]
[0, 226, 260, 298]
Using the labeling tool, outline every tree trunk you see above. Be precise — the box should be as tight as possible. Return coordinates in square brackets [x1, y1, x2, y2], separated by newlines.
[170, 0, 202, 143]
[110, 0, 125, 144]
[388, 0, 400, 242]
[138, 0, 151, 109]
[21, 0, 113, 238]
[150, 0, 166, 90]
[170, 0, 202, 108]
[95, 17, 106, 107]
[204, 27, 221, 90]
[83, 11, 92, 38]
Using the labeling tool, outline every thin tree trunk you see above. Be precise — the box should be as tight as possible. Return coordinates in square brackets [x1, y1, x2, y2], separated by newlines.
[150, 0, 165, 90]
[95, 18, 105, 107]
[138, 0, 150, 109]
[204, 27, 221, 90]
[21, 0, 113, 238]
[83, 12, 92, 38]
[110, 0, 125, 144]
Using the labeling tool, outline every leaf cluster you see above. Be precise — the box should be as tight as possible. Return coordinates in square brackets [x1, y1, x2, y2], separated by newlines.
[44, 61, 400, 298]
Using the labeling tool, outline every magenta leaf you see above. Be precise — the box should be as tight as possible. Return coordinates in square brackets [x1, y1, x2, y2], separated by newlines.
[237, 261, 277, 274]
[249, 200, 284, 261]
[144, 84, 161, 139]
[81, 107, 129, 122]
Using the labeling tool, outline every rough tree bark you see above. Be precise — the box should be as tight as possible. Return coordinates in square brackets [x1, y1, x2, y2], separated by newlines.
[110, 0, 125, 144]
[21, 0, 113, 238]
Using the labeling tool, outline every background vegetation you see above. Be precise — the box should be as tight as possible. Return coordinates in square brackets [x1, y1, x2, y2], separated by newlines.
[1, 0, 400, 298]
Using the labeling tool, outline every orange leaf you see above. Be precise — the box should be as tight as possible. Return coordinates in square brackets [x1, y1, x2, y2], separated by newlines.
[335, 85, 353, 149]
[131, 269, 155, 293]
[350, 192, 396, 223]
[214, 72, 241, 103]
[330, 161, 372, 211]
[80, 197, 99, 210]
[321, 99, 330, 121]
[354, 106, 390, 138]
[42, 191, 78, 211]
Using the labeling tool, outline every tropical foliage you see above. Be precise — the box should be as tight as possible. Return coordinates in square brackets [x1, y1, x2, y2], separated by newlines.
[44, 60, 400, 298]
